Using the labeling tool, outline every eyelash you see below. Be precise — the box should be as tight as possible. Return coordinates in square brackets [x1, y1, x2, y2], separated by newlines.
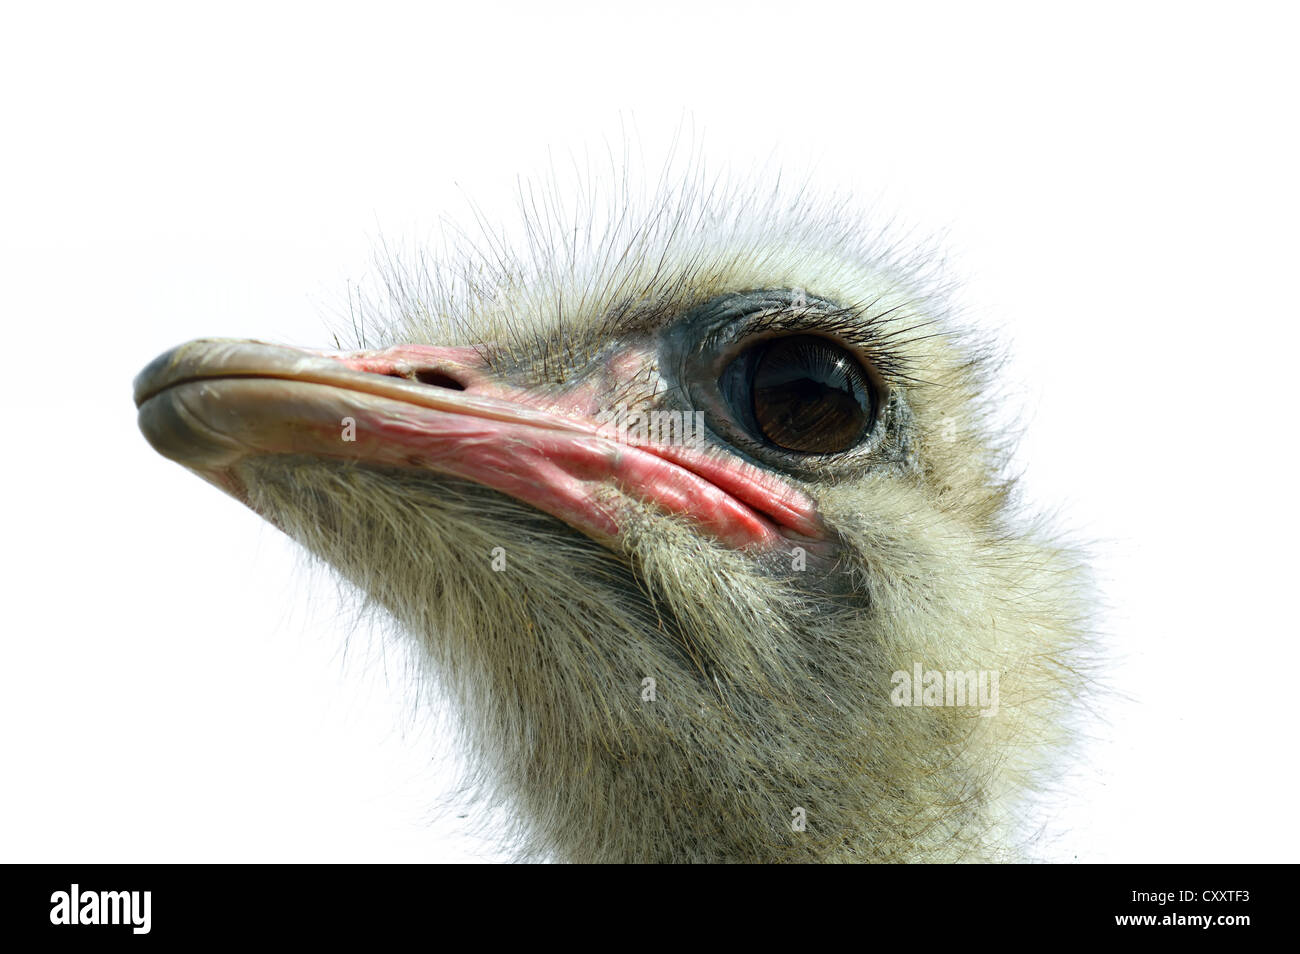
[700, 303, 914, 390]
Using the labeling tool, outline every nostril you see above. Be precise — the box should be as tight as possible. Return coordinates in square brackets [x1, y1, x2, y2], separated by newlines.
[412, 369, 466, 391]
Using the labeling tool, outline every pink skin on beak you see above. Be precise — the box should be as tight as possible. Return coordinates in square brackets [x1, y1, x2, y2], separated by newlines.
[134, 339, 825, 552]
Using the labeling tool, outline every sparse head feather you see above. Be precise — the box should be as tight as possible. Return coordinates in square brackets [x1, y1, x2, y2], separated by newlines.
[139, 161, 1092, 862]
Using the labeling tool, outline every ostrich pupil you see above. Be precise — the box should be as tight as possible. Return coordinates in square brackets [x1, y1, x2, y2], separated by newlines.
[750, 336, 873, 453]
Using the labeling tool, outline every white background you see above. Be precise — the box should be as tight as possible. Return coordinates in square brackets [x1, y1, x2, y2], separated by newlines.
[1, 1, 1296, 862]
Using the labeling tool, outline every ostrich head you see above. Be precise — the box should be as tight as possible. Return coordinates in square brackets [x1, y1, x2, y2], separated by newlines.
[134, 177, 1087, 862]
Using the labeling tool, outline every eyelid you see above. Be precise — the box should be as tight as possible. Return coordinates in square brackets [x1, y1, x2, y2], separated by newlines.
[683, 290, 917, 394]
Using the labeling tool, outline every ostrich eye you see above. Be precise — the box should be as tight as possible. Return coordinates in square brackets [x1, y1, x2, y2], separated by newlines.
[721, 335, 875, 454]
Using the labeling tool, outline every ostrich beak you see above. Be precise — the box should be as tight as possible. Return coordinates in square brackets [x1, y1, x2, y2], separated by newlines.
[134, 339, 823, 551]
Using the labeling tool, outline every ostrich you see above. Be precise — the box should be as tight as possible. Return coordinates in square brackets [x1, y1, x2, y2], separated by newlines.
[134, 176, 1088, 863]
